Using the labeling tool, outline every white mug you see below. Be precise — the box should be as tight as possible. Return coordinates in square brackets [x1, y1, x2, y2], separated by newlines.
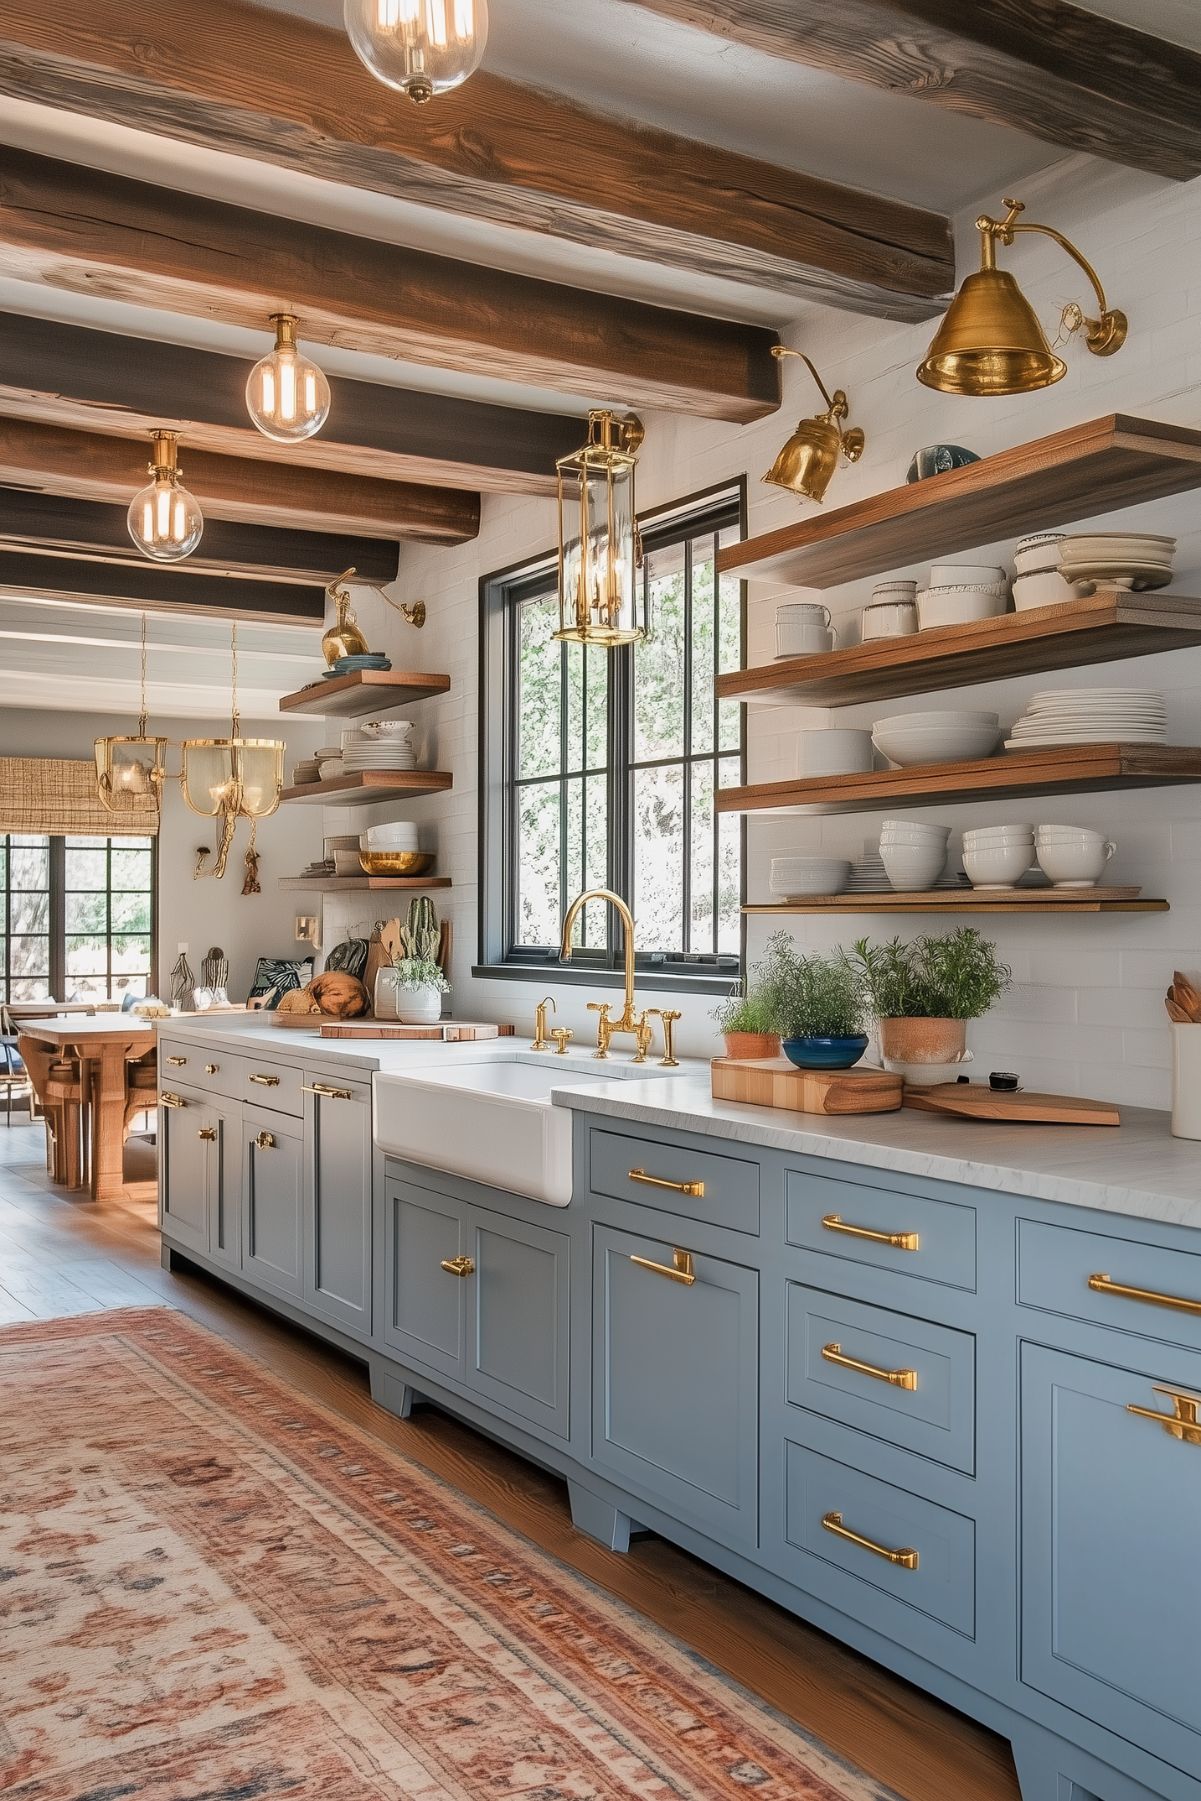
[776, 602, 837, 658]
[862, 598, 918, 642]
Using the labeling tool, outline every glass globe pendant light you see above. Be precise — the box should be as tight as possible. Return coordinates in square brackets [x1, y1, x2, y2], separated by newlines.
[344, 0, 489, 105]
[94, 612, 168, 819]
[127, 429, 203, 562]
[246, 312, 332, 442]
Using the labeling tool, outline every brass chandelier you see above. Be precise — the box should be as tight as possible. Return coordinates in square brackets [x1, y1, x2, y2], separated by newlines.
[180, 623, 284, 879]
[94, 612, 168, 819]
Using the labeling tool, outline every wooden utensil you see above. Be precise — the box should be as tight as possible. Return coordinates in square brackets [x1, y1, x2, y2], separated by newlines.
[1171, 971, 1201, 1020]
[904, 1083, 1119, 1125]
[711, 1055, 902, 1116]
[1166, 993, 1192, 1023]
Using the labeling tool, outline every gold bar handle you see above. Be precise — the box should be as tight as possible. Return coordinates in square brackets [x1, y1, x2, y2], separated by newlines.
[440, 1255, 475, 1278]
[822, 1341, 918, 1391]
[630, 1248, 696, 1286]
[628, 1167, 705, 1198]
[197, 1127, 217, 1142]
[302, 1083, 353, 1100]
[822, 1510, 919, 1571]
[159, 1091, 187, 1109]
[822, 1212, 919, 1252]
[255, 1130, 276, 1151]
[165, 1055, 187, 1067]
[1127, 1385, 1201, 1446]
[1088, 1272, 1201, 1317]
[249, 1073, 281, 1088]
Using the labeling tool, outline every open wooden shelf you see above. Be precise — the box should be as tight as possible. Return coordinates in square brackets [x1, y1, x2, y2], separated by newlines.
[280, 770, 453, 808]
[717, 415, 1201, 588]
[746, 887, 1167, 915]
[278, 875, 452, 892]
[279, 669, 452, 718]
[718, 743, 1201, 816]
[720, 591, 1201, 709]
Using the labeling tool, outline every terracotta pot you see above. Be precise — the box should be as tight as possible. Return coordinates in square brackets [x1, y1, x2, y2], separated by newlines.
[877, 1017, 967, 1065]
[722, 1031, 781, 1060]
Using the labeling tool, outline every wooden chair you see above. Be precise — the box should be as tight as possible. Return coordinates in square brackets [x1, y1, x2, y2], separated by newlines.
[18, 1036, 88, 1189]
[124, 1049, 158, 1138]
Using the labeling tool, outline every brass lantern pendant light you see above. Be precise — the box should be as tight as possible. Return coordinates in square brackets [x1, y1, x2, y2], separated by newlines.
[94, 612, 168, 818]
[917, 198, 1127, 397]
[246, 312, 332, 443]
[127, 429, 204, 562]
[180, 623, 284, 879]
[554, 410, 646, 647]
[763, 346, 865, 504]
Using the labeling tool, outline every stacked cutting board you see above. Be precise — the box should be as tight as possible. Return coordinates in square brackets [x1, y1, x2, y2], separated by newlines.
[710, 1056, 1119, 1124]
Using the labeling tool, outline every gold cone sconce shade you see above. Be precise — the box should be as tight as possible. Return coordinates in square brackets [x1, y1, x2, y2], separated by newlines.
[763, 347, 865, 504]
[555, 410, 646, 647]
[180, 623, 284, 879]
[95, 613, 167, 819]
[918, 198, 1127, 397]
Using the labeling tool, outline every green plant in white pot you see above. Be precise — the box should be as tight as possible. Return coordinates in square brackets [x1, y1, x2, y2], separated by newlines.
[844, 928, 1010, 1066]
[375, 897, 448, 1023]
[391, 955, 450, 1025]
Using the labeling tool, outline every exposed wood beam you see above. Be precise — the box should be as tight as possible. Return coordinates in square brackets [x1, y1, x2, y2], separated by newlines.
[0, 151, 780, 425]
[0, 312, 579, 498]
[0, 549, 324, 623]
[0, 486, 399, 586]
[0, 416, 480, 544]
[0, 0, 953, 321]
[619, 0, 1201, 180]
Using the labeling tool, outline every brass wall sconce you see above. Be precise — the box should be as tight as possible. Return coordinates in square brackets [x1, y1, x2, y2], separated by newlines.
[917, 198, 1127, 397]
[322, 567, 425, 669]
[763, 346, 865, 504]
[554, 410, 646, 647]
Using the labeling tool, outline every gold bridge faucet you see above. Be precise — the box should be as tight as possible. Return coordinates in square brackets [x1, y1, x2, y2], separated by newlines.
[559, 888, 676, 1065]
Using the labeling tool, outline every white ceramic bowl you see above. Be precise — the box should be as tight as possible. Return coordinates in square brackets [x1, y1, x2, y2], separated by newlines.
[880, 841, 946, 891]
[1014, 534, 1064, 573]
[873, 721, 1002, 766]
[881, 818, 952, 840]
[363, 823, 419, 849]
[360, 719, 415, 737]
[962, 822, 1033, 842]
[917, 586, 1009, 630]
[1013, 569, 1079, 611]
[929, 563, 1006, 588]
[874, 709, 998, 733]
[880, 830, 954, 850]
[963, 843, 1033, 889]
[797, 728, 874, 777]
[769, 857, 851, 896]
[1035, 826, 1113, 848]
[1036, 839, 1116, 887]
[871, 579, 918, 600]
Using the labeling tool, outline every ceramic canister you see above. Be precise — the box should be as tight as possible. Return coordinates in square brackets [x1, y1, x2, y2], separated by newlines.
[776, 602, 836, 657]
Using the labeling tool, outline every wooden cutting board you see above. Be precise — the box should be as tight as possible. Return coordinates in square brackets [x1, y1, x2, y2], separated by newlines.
[319, 1020, 516, 1041]
[712, 1055, 902, 1116]
[904, 1082, 1120, 1125]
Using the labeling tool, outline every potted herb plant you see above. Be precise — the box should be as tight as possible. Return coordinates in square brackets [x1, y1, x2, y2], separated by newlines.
[375, 896, 449, 1024]
[712, 977, 780, 1060]
[758, 931, 869, 1070]
[844, 928, 1011, 1065]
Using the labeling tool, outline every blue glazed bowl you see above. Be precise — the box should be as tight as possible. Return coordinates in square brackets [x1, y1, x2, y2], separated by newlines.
[781, 1034, 869, 1071]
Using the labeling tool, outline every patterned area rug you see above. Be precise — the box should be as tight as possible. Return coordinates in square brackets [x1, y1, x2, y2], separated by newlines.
[0, 1309, 898, 1801]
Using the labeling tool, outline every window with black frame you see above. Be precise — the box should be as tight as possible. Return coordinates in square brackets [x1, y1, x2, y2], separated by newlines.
[0, 833, 156, 1004]
[478, 486, 744, 990]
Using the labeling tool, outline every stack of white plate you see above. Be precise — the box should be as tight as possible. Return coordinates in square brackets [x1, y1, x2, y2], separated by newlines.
[769, 855, 851, 898]
[844, 850, 891, 892]
[1058, 532, 1175, 593]
[341, 729, 418, 771]
[1006, 689, 1166, 749]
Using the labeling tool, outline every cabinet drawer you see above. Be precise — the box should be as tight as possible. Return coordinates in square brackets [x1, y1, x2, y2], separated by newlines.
[785, 1167, 975, 1292]
[589, 1128, 759, 1234]
[160, 1039, 244, 1098]
[784, 1284, 976, 1474]
[784, 1441, 975, 1638]
[1018, 1217, 1201, 1357]
[241, 1056, 305, 1116]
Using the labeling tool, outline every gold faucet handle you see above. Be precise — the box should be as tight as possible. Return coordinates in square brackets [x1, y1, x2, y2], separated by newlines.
[632, 1011, 654, 1064]
[586, 1000, 612, 1059]
[550, 1027, 574, 1055]
[648, 1008, 682, 1068]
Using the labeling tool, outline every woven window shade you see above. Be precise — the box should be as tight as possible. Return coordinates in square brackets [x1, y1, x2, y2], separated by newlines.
[0, 758, 159, 838]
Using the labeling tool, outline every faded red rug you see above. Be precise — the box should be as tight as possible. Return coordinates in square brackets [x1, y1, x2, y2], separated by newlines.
[0, 1309, 897, 1801]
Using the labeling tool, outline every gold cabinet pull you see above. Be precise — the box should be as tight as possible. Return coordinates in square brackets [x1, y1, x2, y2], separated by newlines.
[822, 1212, 919, 1252]
[1127, 1384, 1201, 1446]
[629, 1248, 696, 1286]
[255, 1130, 276, 1151]
[249, 1073, 281, 1088]
[205, 1063, 219, 1075]
[165, 1055, 187, 1068]
[302, 1083, 353, 1100]
[197, 1126, 217, 1142]
[628, 1167, 705, 1198]
[440, 1255, 475, 1278]
[822, 1510, 919, 1571]
[822, 1341, 918, 1391]
[159, 1091, 187, 1109]
[1088, 1272, 1201, 1317]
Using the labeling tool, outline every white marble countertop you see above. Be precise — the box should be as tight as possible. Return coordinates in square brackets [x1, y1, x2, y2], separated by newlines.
[553, 1075, 1201, 1232]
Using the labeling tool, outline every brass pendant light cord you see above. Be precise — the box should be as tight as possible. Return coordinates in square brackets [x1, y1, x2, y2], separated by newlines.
[136, 611, 149, 740]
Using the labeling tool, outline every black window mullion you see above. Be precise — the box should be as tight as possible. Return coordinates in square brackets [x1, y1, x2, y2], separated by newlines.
[48, 836, 65, 1000]
[712, 525, 722, 957]
[681, 534, 693, 956]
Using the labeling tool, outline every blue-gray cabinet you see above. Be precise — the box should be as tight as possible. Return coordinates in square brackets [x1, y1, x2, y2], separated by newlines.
[303, 1074, 373, 1337]
[241, 1104, 304, 1299]
[158, 1089, 210, 1257]
[384, 1175, 465, 1377]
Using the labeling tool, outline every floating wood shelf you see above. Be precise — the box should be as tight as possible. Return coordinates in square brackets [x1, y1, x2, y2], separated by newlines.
[279, 669, 452, 718]
[720, 592, 1201, 709]
[746, 887, 1167, 915]
[280, 770, 453, 808]
[717, 415, 1201, 588]
[718, 744, 1201, 817]
[278, 875, 452, 892]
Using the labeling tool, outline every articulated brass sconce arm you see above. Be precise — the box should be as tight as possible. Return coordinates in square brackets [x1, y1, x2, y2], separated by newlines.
[978, 199, 1126, 357]
[772, 345, 865, 461]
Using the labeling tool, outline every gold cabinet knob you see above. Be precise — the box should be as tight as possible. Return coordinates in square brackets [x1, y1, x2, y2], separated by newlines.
[255, 1130, 276, 1151]
[440, 1255, 475, 1278]
[197, 1126, 217, 1142]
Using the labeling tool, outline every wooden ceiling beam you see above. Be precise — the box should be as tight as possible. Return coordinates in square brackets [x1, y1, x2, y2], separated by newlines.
[0, 549, 324, 623]
[0, 0, 953, 321]
[0, 312, 579, 498]
[0, 486, 400, 586]
[0, 416, 480, 545]
[0, 151, 779, 424]
[619, 0, 1201, 180]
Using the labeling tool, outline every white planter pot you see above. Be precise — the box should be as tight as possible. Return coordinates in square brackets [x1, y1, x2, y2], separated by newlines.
[1171, 1023, 1201, 1140]
[397, 984, 444, 1025]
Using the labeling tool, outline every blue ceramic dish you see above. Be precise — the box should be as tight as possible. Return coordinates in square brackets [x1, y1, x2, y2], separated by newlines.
[781, 1033, 869, 1071]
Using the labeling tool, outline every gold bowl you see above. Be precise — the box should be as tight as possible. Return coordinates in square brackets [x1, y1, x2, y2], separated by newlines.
[358, 850, 434, 877]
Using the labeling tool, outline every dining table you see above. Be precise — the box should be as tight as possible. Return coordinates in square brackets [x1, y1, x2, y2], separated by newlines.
[19, 1015, 157, 1200]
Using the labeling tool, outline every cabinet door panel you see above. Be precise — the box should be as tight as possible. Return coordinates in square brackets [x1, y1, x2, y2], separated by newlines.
[159, 1093, 210, 1255]
[304, 1077, 372, 1337]
[383, 1179, 463, 1378]
[242, 1111, 303, 1298]
[1021, 1341, 1201, 1780]
[464, 1206, 569, 1438]
[592, 1223, 758, 1548]
[207, 1100, 241, 1272]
